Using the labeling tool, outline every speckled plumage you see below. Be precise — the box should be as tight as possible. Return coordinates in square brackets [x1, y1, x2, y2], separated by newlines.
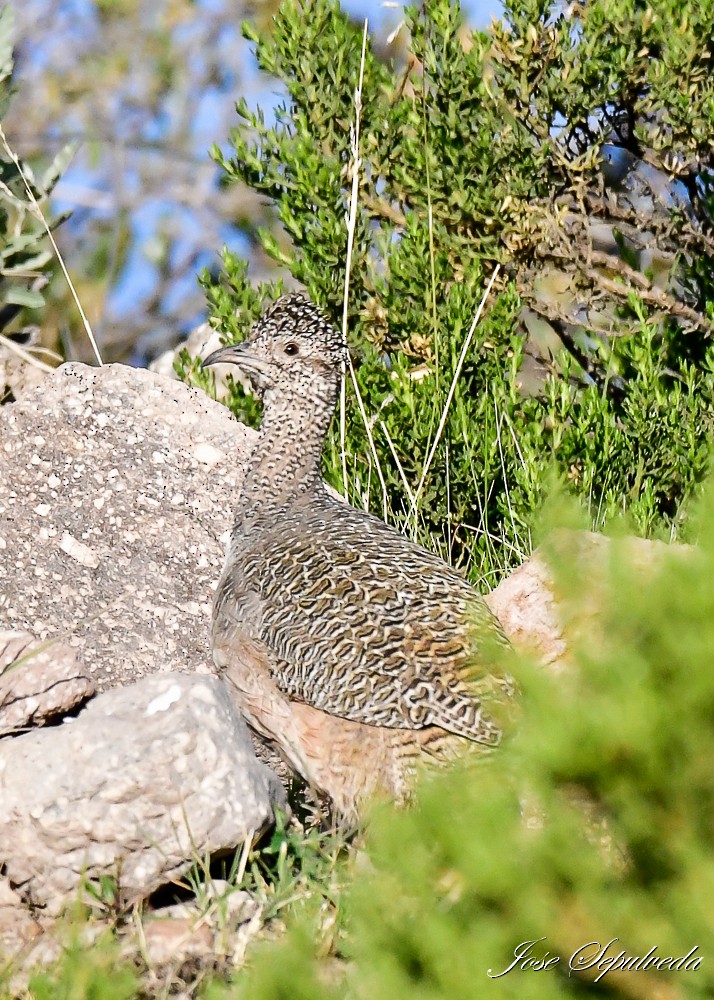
[204, 293, 514, 816]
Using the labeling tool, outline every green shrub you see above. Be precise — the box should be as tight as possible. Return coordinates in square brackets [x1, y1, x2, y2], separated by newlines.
[178, 0, 714, 586]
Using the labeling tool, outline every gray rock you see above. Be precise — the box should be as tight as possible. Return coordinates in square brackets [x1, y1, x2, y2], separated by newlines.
[150, 321, 219, 381]
[0, 361, 296, 788]
[0, 673, 286, 914]
[0, 629, 94, 735]
[0, 362, 253, 691]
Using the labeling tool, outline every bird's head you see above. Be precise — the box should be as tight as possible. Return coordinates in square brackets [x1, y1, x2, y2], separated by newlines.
[202, 293, 346, 401]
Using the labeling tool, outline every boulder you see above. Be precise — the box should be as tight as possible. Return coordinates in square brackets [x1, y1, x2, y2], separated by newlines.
[0, 362, 253, 692]
[0, 672, 286, 914]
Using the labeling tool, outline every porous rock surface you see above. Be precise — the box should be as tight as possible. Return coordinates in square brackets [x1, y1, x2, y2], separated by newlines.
[0, 362, 253, 691]
[0, 672, 286, 914]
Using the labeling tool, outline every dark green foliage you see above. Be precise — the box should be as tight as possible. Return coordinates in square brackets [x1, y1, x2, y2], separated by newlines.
[189, 0, 714, 585]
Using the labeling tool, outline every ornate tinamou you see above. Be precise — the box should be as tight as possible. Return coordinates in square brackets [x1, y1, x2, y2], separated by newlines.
[203, 293, 514, 818]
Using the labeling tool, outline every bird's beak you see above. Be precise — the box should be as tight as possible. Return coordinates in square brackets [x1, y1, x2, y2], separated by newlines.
[201, 341, 273, 387]
[203, 341, 254, 368]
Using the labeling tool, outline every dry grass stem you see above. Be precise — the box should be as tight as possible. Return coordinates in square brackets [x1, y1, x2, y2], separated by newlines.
[235, 832, 254, 886]
[379, 418, 416, 511]
[338, 20, 389, 518]
[410, 265, 500, 523]
[0, 124, 104, 367]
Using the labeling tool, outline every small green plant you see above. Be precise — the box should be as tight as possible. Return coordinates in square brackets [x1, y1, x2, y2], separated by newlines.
[81, 874, 121, 919]
[23, 933, 138, 1000]
[247, 819, 348, 920]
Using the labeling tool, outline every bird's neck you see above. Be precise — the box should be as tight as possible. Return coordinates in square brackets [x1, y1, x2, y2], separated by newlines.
[241, 382, 337, 508]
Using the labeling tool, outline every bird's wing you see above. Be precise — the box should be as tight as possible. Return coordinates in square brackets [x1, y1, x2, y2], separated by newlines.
[224, 514, 514, 746]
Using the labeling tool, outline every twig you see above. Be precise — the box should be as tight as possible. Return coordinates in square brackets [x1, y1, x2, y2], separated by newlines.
[347, 359, 389, 520]
[582, 258, 714, 333]
[379, 419, 416, 511]
[530, 307, 627, 405]
[361, 192, 407, 227]
[0, 333, 56, 373]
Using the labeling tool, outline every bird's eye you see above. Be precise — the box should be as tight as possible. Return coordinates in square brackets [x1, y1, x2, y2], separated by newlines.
[284, 342, 299, 356]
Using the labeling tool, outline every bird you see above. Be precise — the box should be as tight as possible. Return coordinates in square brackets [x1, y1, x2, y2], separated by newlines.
[202, 292, 515, 819]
